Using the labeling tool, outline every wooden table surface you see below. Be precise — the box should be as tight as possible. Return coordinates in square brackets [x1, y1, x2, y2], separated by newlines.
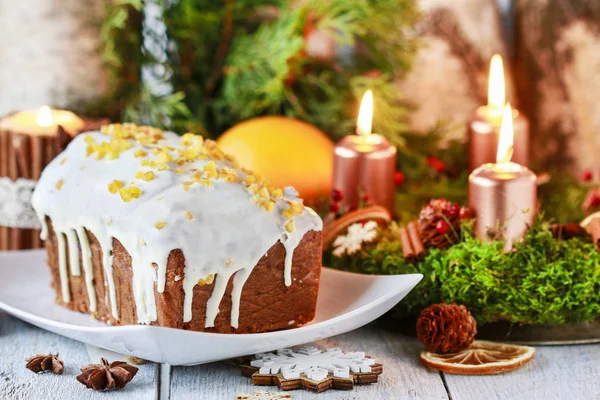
[1, 311, 599, 400]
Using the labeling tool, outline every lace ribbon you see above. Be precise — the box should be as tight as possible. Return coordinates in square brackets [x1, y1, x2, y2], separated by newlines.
[0, 177, 41, 229]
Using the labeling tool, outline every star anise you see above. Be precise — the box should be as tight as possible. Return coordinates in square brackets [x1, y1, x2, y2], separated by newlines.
[76, 358, 139, 391]
[26, 353, 64, 375]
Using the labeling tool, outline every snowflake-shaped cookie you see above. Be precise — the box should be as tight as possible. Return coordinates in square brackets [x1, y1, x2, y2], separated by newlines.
[236, 390, 291, 400]
[332, 220, 378, 257]
[240, 346, 383, 393]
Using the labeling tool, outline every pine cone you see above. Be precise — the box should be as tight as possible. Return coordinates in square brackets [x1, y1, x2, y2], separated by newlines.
[26, 353, 64, 375]
[77, 358, 139, 391]
[418, 199, 468, 249]
[416, 303, 477, 354]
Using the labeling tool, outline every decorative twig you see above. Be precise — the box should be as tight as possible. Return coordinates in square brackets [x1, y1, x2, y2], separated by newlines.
[206, 0, 234, 97]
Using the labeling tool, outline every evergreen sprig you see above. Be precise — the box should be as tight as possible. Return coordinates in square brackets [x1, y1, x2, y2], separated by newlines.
[325, 219, 600, 325]
[99, 0, 420, 141]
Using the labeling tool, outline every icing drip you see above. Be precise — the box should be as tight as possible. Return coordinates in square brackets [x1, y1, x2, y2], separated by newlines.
[55, 231, 70, 303]
[99, 237, 119, 320]
[204, 271, 235, 327]
[76, 227, 97, 312]
[65, 229, 81, 276]
[31, 126, 322, 328]
[230, 267, 253, 328]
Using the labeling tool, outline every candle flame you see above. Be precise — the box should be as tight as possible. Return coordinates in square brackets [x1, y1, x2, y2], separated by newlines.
[36, 106, 53, 127]
[488, 54, 505, 110]
[496, 103, 514, 164]
[357, 90, 373, 136]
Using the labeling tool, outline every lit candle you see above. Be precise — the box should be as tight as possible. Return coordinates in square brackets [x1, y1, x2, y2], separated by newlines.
[332, 90, 397, 213]
[468, 55, 529, 171]
[0, 106, 85, 250]
[468, 104, 537, 251]
[0, 106, 84, 136]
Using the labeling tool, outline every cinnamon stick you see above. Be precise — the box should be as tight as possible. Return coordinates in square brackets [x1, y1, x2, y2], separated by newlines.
[7, 132, 22, 250]
[13, 134, 31, 179]
[30, 135, 44, 180]
[590, 218, 600, 250]
[0, 131, 8, 250]
[400, 227, 416, 262]
[30, 134, 44, 248]
[407, 221, 425, 259]
[45, 135, 55, 169]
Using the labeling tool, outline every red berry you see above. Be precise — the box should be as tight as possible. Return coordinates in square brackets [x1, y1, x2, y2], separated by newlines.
[432, 198, 448, 211]
[362, 193, 370, 202]
[329, 202, 340, 213]
[394, 171, 405, 186]
[582, 170, 593, 181]
[435, 220, 450, 235]
[427, 157, 445, 173]
[591, 195, 600, 208]
[364, 70, 383, 79]
[459, 207, 472, 219]
[446, 203, 460, 217]
[332, 188, 344, 202]
[434, 160, 445, 173]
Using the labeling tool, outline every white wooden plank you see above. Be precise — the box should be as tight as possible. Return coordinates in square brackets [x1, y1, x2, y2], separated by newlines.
[444, 344, 600, 400]
[170, 324, 449, 400]
[0, 312, 159, 400]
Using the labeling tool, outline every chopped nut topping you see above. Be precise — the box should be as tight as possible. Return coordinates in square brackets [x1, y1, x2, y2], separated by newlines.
[264, 201, 276, 212]
[184, 210, 194, 220]
[283, 201, 304, 219]
[55, 180, 64, 190]
[119, 186, 142, 202]
[154, 221, 167, 230]
[135, 171, 156, 182]
[243, 175, 256, 185]
[88, 124, 300, 223]
[108, 179, 125, 194]
[285, 220, 295, 233]
[59, 158, 67, 166]
[197, 274, 215, 286]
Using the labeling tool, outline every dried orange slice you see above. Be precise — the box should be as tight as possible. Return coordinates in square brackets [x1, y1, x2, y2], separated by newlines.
[580, 211, 600, 231]
[323, 206, 392, 249]
[420, 340, 535, 375]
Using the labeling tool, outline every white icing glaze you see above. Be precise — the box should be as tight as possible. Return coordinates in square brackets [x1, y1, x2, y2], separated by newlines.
[56, 231, 70, 303]
[65, 229, 81, 276]
[76, 226, 97, 312]
[31, 127, 322, 328]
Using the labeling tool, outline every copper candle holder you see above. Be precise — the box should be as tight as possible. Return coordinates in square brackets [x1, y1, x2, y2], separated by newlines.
[468, 104, 537, 251]
[468, 54, 530, 171]
[0, 107, 107, 250]
[333, 134, 397, 212]
[469, 163, 537, 251]
[332, 90, 397, 213]
[468, 106, 529, 171]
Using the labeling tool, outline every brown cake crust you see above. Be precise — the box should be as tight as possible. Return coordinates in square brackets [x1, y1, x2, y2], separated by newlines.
[44, 219, 322, 333]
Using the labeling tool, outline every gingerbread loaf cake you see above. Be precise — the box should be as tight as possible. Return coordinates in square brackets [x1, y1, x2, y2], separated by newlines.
[32, 124, 323, 333]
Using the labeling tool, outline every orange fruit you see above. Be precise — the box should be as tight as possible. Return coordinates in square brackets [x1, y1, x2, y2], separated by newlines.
[218, 117, 334, 203]
[420, 340, 535, 375]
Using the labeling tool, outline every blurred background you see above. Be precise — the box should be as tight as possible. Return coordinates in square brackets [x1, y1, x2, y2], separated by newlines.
[0, 0, 598, 211]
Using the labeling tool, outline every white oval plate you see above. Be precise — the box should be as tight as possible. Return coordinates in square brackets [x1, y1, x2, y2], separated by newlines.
[0, 249, 422, 365]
